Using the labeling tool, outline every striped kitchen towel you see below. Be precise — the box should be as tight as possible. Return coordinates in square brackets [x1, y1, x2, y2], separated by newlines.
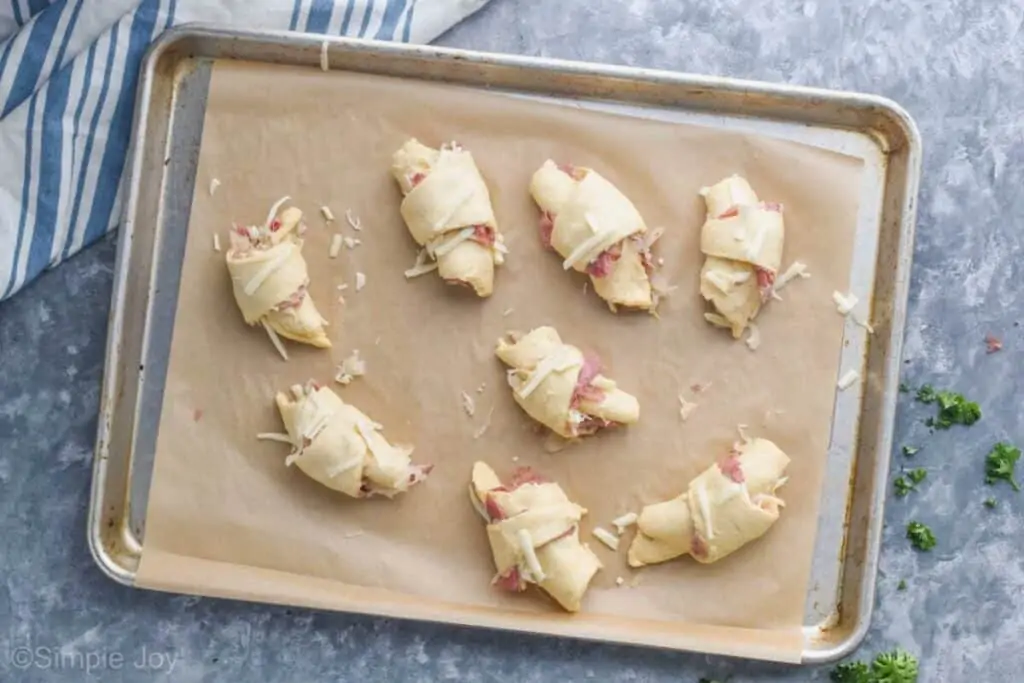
[0, 0, 490, 301]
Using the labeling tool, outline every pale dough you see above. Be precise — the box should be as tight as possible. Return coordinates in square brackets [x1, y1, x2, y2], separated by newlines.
[391, 139, 506, 297]
[264, 381, 429, 498]
[495, 326, 640, 439]
[698, 175, 785, 338]
[628, 438, 790, 567]
[226, 204, 330, 350]
[470, 461, 602, 612]
[530, 160, 657, 312]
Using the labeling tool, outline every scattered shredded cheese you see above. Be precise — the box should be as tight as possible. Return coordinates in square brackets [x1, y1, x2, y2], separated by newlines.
[256, 432, 293, 444]
[329, 234, 343, 258]
[678, 394, 698, 421]
[264, 195, 291, 230]
[854, 316, 875, 334]
[615, 576, 625, 586]
[473, 408, 495, 440]
[212, 234, 221, 252]
[404, 249, 439, 279]
[775, 261, 810, 290]
[476, 382, 486, 394]
[833, 290, 859, 315]
[517, 529, 546, 582]
[745, 321, 761, 351]
[657, 257, 665, 266]
[611, 512, 638, 535]
[355, 272, 366, 291]
[343, 236, 361, 249]
[837, 369, 860, 390]
[320, 205, 335, 222]
[429, 226, 476, 257]
[592, 527, 620, 551]
[345, 209, 363, 231]
[337, 283, 348, 291]
[502, 308, 514, 317]
[208, 178, 220, 196]
[461, 391, 476, 417]
[262, 320, 289, 361]
[319, 40, 329, 71]
[516, 348, 580, 399]
[334, 350, 366, 385]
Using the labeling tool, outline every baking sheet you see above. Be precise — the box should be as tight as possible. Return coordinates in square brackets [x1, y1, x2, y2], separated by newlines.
[136, 60, 864, 661]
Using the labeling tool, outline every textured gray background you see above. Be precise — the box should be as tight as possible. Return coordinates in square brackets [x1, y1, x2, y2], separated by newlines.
[2, 0, 1022, 680]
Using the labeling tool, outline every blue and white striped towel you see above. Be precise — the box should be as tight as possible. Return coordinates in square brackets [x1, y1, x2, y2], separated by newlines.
[0, 0, 489, 301]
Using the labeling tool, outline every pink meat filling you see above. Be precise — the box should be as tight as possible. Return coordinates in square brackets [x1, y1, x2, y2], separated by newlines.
[472, 224, 496, 247]
[717, 453, 745, 483]
[494, 567, 524, 592]
[539, 211, 555, 249]
[715, 201, 783, 219]
[570, 353, 606, 408]
[690, 533, 709, 559]
[755, 267, 776, 302]
[585, 246, 621, 278]
[409, 171, 426, 188]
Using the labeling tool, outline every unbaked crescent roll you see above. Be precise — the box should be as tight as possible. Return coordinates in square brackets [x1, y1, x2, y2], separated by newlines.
[530, 160, 659, 312]
[628, 438, 790, 567]
[226, 200, 330, 357]
[391, 139, 507, 297]
[258, 381, 430, 498]
[469, 461, 602, 612]
[495, 326, 640, 439]
[698, 176, 785, 338]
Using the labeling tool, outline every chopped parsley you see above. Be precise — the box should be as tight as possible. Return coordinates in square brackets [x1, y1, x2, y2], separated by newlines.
[893, 477, 914, 497]
[984, 442, 1021, 491]
[897, 579, 907, 591]
[898, 382, 911, 394]
[984, 497, 997, 509]
[907, 521, 936, 551]
[901, 445, 920, 457]
[907, 468, 927, 485]
[831, 650, 919, 683]
[916, 386, 981, 429]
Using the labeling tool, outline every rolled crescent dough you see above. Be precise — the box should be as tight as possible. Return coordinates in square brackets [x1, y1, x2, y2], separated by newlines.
[226, 203, 330, 353]
[495, 326, 640, 439]
[698, 175, 785, 338]
[469, 461, 602, 612]
[628, 438, 790, 567]
[261, 381, 429, 498]
[530, 160, 657, 312]
[390, 139, 506, 297]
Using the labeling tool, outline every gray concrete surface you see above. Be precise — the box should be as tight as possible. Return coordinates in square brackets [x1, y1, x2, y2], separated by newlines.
[3, 1, 1023, 680]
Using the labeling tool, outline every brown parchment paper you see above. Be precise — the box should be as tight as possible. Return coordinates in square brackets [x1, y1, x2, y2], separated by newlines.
[136, 60, 864, 662]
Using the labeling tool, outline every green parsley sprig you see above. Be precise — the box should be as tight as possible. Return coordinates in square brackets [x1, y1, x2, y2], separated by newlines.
[830, 649, 919, 683]
[915, 384, 981, 429]
[906, 521, 936, 551]
[984, 442, 1021, 491]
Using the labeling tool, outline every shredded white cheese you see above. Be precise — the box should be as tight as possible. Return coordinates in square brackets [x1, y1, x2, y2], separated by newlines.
[212, 234, 221, 252]
[208, 178, 220, 196]
[256, 432, 293, 444]
[461, 391, 476, 417]
[320, 205, 335, 222]
[355, 272, 366, 291]
[502, 308, 514, 317]
[262, 320, 289, 361]
[337, 283, 348, 291]
[854, 316, 875, 334]
[611, 512, 638, 535]
[329, 234, 343, 259]
[517, 529, 546, 582]
[592, 527, 620, 551]
[476, 382, 486, 394]
[343, 236, 361, 249]
[345, 209, 363, 231]
[775, 261, 810, 290]
[334, 349, 366, 386]
[745, 321, 761, 351]
[833, 290, 859, 315]
[516, 348, 580, 399]
[319, 40, 329, 71]
[264, 195, 291, 230]
[473, 407, 495, 440]
[404, 249, 439, 279]
[562, 221, 611, 270]
[429, 226, 476, 257]
[837, 369, 860, 390]
[678, 394, 698, 421]
[244, 245, 294, 295]
[615, 576, 625, 587]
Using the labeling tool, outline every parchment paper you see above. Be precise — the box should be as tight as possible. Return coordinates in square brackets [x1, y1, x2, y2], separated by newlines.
[136, 60, 864, 662]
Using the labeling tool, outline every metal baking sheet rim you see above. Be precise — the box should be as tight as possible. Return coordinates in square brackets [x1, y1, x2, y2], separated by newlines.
[88, 25, 922, 665]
